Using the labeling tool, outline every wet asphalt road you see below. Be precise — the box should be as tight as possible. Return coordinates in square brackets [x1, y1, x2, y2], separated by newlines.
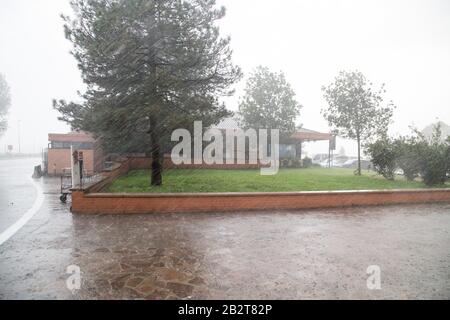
[0, 158, 449, 299]
[0, 157, 40, 234]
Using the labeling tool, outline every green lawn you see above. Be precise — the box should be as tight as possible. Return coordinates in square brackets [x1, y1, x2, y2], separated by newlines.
[105, 168, 449, 193]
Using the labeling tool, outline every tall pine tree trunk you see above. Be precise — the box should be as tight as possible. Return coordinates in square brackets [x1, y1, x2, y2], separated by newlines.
[146, 9, 162, 186]
[149, 117, 162, 186]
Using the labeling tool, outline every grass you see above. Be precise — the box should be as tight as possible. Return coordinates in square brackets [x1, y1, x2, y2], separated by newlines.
[105, 168, 450, 193]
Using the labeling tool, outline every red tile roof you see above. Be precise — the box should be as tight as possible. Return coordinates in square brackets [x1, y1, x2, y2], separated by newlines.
[48, 131, 95, 143]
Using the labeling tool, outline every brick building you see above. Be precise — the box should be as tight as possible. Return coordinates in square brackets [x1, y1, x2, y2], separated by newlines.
[43, 131, 103, 176]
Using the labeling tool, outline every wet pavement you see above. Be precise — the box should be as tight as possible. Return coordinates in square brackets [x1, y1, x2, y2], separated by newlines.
[0, 157, 40, 234]
[0, 158, 450, 299]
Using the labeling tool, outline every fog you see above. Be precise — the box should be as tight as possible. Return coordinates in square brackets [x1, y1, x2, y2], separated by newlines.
[1, 0, 449, 156]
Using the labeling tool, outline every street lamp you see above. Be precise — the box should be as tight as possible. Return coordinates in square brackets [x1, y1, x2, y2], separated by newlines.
[17, 120, 21, 154]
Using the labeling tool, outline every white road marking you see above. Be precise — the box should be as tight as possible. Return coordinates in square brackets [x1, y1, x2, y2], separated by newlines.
[0, 177, 45, 246]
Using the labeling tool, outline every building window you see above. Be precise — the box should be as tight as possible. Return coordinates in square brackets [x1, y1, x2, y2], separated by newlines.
[50, 141, 93, 150]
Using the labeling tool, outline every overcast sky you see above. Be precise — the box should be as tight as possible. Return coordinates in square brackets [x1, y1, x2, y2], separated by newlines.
[0, 0, 449, 156]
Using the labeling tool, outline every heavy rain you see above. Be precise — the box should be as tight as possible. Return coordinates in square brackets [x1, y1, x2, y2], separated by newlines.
[0, 0, 449, 304]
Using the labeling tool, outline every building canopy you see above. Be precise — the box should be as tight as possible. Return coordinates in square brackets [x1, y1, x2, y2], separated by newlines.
[214, 119, 333, 142]
[290, 128, 333, 142]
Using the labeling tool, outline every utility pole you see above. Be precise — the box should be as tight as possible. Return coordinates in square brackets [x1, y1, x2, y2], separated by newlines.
[328, 141, 331, 168]
[17, 120, 21, 154]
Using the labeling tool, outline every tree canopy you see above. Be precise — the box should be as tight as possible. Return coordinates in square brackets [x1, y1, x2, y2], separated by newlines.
[54, 0, 242, 185]
[322, 70, 395, 174]
[237, 66, 301, 140]
[0, 73, 11, 136]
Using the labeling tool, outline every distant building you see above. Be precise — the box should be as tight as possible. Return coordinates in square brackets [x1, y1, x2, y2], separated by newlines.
[421, 121, 450, 142]
[214, 118, 335, 160]
[43, 131, 103, 176]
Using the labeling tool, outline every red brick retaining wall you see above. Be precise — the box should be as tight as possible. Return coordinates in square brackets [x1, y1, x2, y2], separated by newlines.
[71, 188, 450, 214]
[70, 157, 450, 214]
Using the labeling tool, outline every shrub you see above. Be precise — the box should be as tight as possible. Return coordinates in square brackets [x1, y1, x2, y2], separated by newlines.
[365, 137, 397, 180]
[281, 158, 290, 168]
[416, 128, 449, 186]
[419, 144, 448, 185]
[302, 157, 312, 168]
[292, 159, 302, 168]
[366, 125, 449, 185]
[393, 137, 421, 181]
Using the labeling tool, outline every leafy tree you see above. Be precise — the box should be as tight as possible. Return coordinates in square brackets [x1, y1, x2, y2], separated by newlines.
[237, 66, 301, 140]
[0, 73, 11, 136]
[54, 0, 241, 185]
[322, 71, 395, 175]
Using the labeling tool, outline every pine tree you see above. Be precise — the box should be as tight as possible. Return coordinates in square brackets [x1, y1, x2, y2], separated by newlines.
[54, 0, 241, 185]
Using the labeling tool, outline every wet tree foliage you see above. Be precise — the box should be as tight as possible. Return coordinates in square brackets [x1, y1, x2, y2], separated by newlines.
[322, 70, 395, 175]
[53, 0, 242, 185]
[0, 73, 11, 136]
[366, 124, 450, 186]
[237, 66, 302, 141]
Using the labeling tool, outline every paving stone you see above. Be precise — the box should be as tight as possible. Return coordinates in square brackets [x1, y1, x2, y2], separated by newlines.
[1, 175, 449, 299]
[125, 277, 144, 288]
[166, 282, 194, 298]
